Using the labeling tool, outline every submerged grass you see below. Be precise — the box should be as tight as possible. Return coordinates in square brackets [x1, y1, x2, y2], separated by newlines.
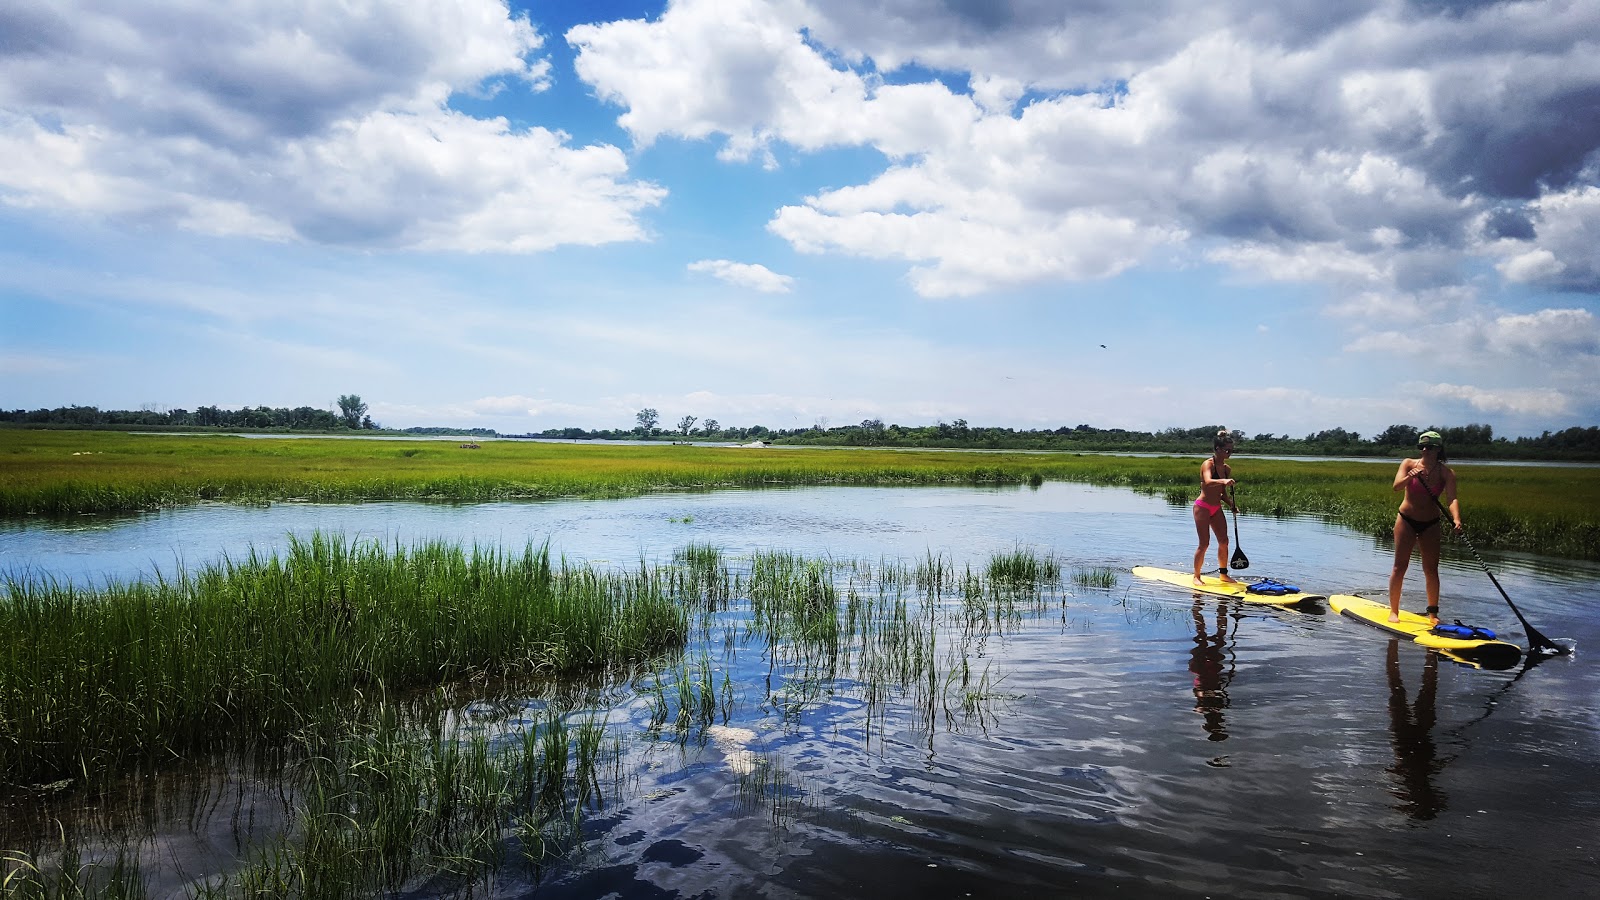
[2, 543, 1102, 897]
[4, 430, 1598, 558]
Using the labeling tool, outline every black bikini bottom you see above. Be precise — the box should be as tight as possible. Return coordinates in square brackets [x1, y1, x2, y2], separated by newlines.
[1399, 512, 1440, 536]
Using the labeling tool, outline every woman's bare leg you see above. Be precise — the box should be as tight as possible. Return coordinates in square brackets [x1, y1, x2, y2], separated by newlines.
[1212, 515, 1234, 582]
[1419, 526, 1442, 624]
[1388, 515, 1414, 622]
[1193, 503, 1212, 584]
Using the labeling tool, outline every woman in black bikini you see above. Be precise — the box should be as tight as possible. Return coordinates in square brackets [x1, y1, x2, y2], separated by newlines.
[1388, 431, 1462, 624]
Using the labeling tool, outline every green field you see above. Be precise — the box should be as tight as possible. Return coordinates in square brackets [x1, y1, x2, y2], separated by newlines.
[3, 429, 1597, 559]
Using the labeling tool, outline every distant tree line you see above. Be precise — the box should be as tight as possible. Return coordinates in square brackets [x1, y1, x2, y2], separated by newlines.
[518, 413, 1600, 460]
[2, 394, 378, 431]
[6, 401, 1598, 460]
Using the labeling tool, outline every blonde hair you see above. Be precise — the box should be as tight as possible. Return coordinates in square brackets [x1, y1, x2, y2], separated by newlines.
[1214, 428, 1235, 450]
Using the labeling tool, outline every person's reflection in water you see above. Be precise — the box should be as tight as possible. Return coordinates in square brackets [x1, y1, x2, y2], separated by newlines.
[1385, 640, 1447, 819]
[1189, 599, 1235, 743]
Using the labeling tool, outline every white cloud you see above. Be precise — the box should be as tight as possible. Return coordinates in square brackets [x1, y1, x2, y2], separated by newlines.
[1420, 383, 1571, 417]
[1491, 186, 1600, 291]
[1478, 308, 1600, 356]
[0, 0, 662, 250]
[571, 0, 1600, 304]
[688, 259, 795, 293]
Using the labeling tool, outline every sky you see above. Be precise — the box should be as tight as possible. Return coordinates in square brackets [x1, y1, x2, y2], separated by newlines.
[2, 0, 1598, 439]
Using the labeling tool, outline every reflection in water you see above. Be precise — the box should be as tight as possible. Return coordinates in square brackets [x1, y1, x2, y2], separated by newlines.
[1189, 599, 1236, 743]
[1385, 641, 1447, 820]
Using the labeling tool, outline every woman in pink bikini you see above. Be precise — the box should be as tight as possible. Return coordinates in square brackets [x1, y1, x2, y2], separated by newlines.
[1389, 430, 1462, 624]
[1192, 428, 1238, 586]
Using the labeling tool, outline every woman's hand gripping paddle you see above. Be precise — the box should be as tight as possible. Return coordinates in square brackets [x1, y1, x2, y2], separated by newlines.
[1228, 485, 1249, 570]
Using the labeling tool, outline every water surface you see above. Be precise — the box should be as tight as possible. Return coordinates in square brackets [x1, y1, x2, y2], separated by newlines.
[3, 482, 1596, 898]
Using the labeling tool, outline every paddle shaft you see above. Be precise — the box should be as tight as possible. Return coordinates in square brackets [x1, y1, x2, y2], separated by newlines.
[1228, 485, 1248, 569]
[1409, 467, 1567, 655]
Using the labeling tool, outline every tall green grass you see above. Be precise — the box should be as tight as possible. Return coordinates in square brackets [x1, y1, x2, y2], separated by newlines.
[4, 430, 1597, 558]
[0, 534, 686, 788]
[3, 698, 626, 900]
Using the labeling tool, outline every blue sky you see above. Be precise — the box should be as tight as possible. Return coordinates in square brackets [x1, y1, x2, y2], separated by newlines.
[2, 0, 1598, 438]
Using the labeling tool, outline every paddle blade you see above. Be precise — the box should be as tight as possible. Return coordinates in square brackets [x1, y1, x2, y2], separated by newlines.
[1230, 548, 1249, 570]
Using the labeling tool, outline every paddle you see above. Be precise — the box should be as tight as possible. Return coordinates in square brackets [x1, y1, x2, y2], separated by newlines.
[1227, 485, 1248, 570]
[1412, 469, 1568, 656]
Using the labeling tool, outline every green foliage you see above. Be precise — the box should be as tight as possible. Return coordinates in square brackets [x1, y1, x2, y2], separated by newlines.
[0, 534, 687, 787]
[336, 394, 368, 429]
[3, 431, 1599, 559]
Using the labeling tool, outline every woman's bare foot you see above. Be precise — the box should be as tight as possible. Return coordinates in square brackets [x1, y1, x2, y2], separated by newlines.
[1387, 614, 1401, 623]
[1219, 574, 1238, 584]
[1193, 575, 1206, 586]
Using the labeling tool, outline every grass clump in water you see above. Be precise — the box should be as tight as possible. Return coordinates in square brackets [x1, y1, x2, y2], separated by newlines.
[0, 533, 687, 789]
[1071, 566, 1120, 589]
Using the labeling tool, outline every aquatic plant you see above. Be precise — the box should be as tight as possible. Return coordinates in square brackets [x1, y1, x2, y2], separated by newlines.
[1071, 566, 1121, 589]
[0, 534, 688, 788]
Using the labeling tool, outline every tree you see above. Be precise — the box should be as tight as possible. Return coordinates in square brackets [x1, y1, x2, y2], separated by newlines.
[1374, 424, 1419, 446]
[1307, 427, 1360, 444]
[677, 415, 697, 436]
[337, 394, 367, 429]
[701, 418, 719, 435]
[635, 408, 659, 437]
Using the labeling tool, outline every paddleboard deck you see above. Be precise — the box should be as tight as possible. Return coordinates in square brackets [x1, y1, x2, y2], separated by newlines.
[1328, 594, 1522, 666]
[1131, 566, 1324, 606]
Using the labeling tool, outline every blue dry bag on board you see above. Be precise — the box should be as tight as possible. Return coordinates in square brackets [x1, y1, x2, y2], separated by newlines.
[1431, 620, 1497, 641]
[1245, 578, 1299, 596]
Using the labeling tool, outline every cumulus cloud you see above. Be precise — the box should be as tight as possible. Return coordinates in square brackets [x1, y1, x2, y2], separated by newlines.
[570, 0, 1600, 301]
[1490, 186, 1600, 291]
[1420, 382, 1572, 417]
[0, 0, 662, 250]
[1477, 308, 1600, 356]
[688, 259, 795, 293]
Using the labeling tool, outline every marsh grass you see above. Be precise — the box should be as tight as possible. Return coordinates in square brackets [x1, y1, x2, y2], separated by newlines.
[0, 533, 687, 788]
[735, 751, 809, 826]
[1071, 566, 1121, 589]
[5, 431, 1598, 558]
[0, 542, 1218, 895]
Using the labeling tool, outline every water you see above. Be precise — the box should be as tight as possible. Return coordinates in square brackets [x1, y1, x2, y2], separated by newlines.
[3, 482, 1597, 898]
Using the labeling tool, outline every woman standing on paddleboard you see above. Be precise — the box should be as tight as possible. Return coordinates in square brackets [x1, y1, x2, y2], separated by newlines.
[1192, 428, 1238, 586]
[1388, 430, 1462, 624]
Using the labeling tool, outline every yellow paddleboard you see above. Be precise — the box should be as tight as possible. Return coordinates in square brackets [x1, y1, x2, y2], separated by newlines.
[1131, 566, 1324, 606]
[1328, 594, 1522, 666]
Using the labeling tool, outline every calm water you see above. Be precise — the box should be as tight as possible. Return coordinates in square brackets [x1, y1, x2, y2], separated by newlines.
[3, 482, 1597, 898]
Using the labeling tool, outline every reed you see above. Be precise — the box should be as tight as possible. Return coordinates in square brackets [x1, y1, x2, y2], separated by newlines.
[6, 430, 1597, 558]
[223, 701, 620, 900]
[5, 543, 1097, 896]
[0, 534, 688, 788]
[1071, 566, 1121, 589]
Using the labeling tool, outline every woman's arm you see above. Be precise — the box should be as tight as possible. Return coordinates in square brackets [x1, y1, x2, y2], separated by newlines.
[1392, 459, 1416, 492]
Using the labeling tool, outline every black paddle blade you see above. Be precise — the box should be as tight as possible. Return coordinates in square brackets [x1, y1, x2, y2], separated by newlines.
[1526, 623, 1570, 656]
[1227, 487, 1247, 570]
